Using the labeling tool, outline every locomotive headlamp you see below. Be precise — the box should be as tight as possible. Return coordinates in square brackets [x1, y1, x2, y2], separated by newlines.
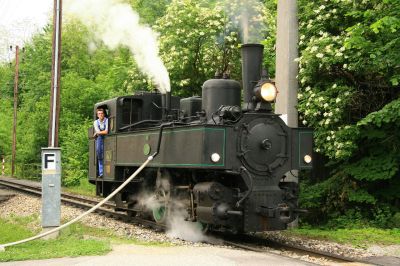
[254, 81, 277, 102]
[211, 153, 221, 163]
[304, 155, 312, 164]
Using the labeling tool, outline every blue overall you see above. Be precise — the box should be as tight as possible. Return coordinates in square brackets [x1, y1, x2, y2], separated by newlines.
[96, 118, 107, 177]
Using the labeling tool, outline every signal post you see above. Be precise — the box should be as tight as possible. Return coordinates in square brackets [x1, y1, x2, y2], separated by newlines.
[42, 0, 63, 236]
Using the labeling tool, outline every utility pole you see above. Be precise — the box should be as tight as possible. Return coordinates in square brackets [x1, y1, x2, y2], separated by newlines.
[42, 0, 62, 238]
[275, 0, 299, 127]
[275, 0, 299, 227]
[48, 0, 62, 147]
[11, 45, 19, 177]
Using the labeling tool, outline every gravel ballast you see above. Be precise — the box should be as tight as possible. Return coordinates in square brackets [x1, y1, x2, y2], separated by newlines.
[1, 192, 399, 265]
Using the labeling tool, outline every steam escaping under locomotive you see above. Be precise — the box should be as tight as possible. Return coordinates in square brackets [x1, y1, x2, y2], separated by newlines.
[88, 44, 313, 233]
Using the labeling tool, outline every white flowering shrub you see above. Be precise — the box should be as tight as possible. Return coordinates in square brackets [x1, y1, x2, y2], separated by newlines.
[297, 0, 400, 225]
[153, 0, 271, 96]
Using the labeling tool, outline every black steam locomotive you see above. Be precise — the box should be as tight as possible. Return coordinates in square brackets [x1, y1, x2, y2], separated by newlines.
[88, 44, 313, 232]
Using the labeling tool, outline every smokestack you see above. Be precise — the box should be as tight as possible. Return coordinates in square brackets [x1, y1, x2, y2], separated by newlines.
[161, 92, 171, 120]
[241, 44, 264, 109]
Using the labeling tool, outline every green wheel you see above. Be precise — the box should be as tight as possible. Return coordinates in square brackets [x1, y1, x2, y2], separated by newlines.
[195, 221, 209, 233]
[152, 206, 167, 223]
[152, 188, 169, 224]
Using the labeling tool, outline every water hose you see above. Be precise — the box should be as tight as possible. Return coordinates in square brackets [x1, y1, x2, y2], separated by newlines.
[0, 155, 154, 251]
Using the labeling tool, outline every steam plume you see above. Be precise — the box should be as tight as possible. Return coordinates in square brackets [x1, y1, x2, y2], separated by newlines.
[222, 0, 267, 44]
[135, 177, 211, 243]
[65, 0, 170, 93]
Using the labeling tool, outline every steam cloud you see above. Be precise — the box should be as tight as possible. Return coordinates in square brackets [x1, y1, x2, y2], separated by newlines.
[65, 0, 170, 93]
[135, 177, 211, 243]
[222, 0, 267, 44]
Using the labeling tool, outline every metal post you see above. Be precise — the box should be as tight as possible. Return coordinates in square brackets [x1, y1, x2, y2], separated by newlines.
[42, 0, 62, 236]
[275, 0, 299, 227]
[275, 0, 299, 127]
[48, 0, 62, 148]
[11, 45, 19, 177]
[41, 148, 61, 237]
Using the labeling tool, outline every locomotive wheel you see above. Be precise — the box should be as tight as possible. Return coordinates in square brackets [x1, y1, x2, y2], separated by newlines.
[152, 188, 170, 224]
[195, 221, 209, 233]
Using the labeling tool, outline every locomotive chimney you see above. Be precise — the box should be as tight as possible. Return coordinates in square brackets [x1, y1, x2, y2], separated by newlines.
[241, 44, 264, 110]
[161, 92, 171, 120]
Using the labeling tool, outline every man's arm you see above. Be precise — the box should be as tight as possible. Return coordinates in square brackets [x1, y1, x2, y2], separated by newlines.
[96, 119, 109, 136]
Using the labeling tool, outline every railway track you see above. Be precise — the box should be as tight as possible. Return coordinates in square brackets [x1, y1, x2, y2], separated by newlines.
[0, 177, 163, 231]
[220, 235, 375, 265]
[0, 177, 382, 265]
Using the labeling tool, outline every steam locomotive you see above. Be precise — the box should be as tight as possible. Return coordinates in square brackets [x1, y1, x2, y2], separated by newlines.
[88, 44, 313, 232]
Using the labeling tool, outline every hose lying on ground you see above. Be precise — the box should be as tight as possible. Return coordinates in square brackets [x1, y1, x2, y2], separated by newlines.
[0, 155, 154, 251]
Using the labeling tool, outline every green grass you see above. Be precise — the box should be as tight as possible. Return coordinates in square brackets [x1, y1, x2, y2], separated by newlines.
[285, 227, 400, 248]
[63, 179, 96, 197]
[0, 214, 172, 262]
[0, 217, 111, 262]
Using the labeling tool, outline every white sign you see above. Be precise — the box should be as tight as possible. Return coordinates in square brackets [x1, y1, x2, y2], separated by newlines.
[43, 153, 56, 170]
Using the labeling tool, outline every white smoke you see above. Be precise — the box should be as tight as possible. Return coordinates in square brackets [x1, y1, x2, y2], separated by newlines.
[135, 177, 211, 243]
[65, 0, 170, 93]
[166, 205, 209, 243]
[221, 0, 267, 44]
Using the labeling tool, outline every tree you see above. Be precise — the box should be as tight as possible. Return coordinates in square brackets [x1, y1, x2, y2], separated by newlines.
[296, 0, 400, 226]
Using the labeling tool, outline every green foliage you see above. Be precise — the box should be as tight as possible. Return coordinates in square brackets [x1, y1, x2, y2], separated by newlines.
[63, 178, 96, 196]
[0, 20, 136, 185]
[154, 0, 271, 96]
[297, 0, 400, 227]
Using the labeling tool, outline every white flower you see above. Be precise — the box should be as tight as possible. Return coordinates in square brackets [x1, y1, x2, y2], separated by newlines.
[318, 96, 324, 101]
[320, 5, 326, 9]
[316, 53, 324, 58]
[305, 86, 311, 91]
[332, 9, 337, 13]
[323, 103, 329, 108]
[300, 35, 305, 40]
[335, 52, 343, 57]
[298, 93, 303, 99]
[336, 98, 341, 103]
[340, 46, 345, 52]
[323, 112, 328, 117]
[327, 136, 331, 140]
[325, 118, 331, 125]
[343, 64, 348, 69]
[294, 57, 301, 62]
[311, 46, 318, 53]
[344, 91, 350, 96]
[303, 120, 308, 125]
[332, 84, 337, 88]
